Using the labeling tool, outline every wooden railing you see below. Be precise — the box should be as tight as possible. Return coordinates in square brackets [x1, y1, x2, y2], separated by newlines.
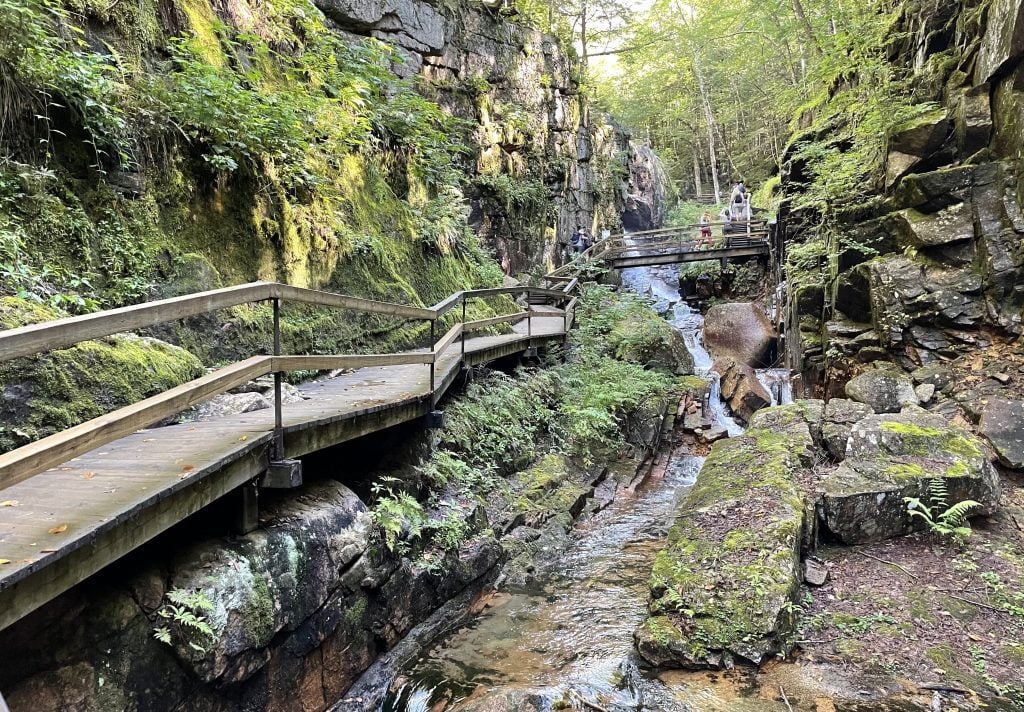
[546, 221, 769, 280]
[0, 280, 578, 491]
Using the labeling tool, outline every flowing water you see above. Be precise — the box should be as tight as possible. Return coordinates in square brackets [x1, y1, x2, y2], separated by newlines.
[379, 456, 706, 711]
[371, 256, 803, 711]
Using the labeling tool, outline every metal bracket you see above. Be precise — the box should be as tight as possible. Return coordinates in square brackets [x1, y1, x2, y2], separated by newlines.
[425, 410, 447, 429]
[260, 459, 303, 489]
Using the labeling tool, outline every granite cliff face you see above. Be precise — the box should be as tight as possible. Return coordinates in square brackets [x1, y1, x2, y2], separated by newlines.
[782, 0, 1024, 395]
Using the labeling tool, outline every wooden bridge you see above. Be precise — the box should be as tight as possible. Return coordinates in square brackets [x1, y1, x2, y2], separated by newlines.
[0, 280, 580, 631]
[549, 221, 771, 276]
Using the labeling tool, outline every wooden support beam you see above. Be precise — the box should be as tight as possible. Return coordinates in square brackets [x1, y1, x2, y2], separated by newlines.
[432, 322, 464, 357]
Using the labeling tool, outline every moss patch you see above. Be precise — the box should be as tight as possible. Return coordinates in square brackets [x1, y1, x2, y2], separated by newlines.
[640, 424, 808, 668]
[0, 298, 203, 452]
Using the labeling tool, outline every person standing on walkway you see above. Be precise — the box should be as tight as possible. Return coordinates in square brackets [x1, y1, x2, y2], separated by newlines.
[581, 227, 594, 251]
[570, 225, 583, 255]
[698, 211, 713, 249]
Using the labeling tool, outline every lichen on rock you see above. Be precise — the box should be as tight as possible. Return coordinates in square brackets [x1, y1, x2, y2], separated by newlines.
[637, 425, 807, 669]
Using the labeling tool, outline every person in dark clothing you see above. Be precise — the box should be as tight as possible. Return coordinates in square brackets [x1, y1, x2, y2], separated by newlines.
[570, 226, 584, 254]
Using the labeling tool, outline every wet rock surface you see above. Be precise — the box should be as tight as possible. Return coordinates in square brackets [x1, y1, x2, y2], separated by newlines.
[715, 357, 772, 423]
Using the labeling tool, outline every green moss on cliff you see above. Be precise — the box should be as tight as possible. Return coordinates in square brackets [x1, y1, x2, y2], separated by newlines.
[0, 297, 203, 452]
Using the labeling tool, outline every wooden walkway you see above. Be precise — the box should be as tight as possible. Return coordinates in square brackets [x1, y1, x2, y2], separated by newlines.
[0, 283, 576, 631]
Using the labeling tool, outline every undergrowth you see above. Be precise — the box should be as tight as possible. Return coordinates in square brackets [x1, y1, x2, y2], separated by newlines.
[371, 285, 676, 558]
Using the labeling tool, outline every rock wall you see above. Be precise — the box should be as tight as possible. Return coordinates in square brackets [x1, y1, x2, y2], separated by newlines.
[780, 0, 1024, 394]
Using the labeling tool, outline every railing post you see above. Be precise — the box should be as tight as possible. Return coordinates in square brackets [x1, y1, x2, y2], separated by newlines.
[430, 318, 436, 394]
[272, 297, 284, 461]
[527, 290, 532, 338]
[461, 295, 466, 357]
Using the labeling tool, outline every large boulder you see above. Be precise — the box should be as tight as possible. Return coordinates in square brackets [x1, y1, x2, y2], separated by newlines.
[715, 357, 772, 423]
[818, 408, 1001, 544]
[845, 367, 919, 413]
[704, 303, 776, 367]
[608, 306, 694, 375]
[637, 425, 807, 668]
[979, 398, 1024, 469]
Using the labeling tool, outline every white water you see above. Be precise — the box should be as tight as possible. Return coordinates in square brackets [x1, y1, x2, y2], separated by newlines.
[619, 244, 791, 433]
[619, 259, 745, 436]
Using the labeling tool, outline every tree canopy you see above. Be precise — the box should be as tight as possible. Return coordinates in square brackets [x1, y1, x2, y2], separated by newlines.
[585, 0, 917, 208]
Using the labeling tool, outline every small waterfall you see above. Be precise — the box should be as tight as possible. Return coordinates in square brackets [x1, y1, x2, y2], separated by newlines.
[755, 368, 794, 407]
[705, 372, 746, 437]
[619, 241, 744, 435]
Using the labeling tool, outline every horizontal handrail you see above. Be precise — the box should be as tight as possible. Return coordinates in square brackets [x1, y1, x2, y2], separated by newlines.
[0, 356, 274, 489]
[0, 282, 276, 363]
[0, 281, 574, 365]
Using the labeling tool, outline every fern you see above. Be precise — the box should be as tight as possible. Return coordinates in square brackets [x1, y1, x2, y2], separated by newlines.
[904, 478, 980, 542]
[152, 588, 217, 654]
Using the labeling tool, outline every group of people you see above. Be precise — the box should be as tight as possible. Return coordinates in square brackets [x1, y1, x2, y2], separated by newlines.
[695, 181, 749, 249]
[569, 225, 595, 254]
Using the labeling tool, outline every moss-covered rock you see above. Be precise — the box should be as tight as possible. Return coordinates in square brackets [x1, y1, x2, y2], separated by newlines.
[608, 306, 694, 375]
[0, 297, 203, 452]
[637, 425, 807, 668]
[819, 407, 1001, 544]
[168, 480, 372, 684]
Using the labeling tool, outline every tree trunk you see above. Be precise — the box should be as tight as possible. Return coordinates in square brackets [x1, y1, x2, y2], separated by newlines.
[693, 149, 703, 197]
[792, 0, 823, 56]
[692, 49, 721, 204]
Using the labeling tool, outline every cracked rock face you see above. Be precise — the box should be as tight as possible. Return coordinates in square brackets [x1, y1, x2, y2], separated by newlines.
[980, 398, 1024, 469]
[314, 0, 446, 56]
[819, 408, 1001, 545]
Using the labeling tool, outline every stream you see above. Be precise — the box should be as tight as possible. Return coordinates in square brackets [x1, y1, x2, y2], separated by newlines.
[368, 258, 799, 711]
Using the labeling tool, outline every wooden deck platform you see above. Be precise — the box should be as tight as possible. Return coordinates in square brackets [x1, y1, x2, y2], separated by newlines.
[0, 312, 567, 631]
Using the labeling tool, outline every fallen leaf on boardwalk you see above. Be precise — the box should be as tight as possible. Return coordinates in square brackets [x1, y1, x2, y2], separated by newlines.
[40, 548, 56, 553]
[238, 435, 248, 441]
[80, 472, 95, 480]
[0, 500, 18, 507]
[48, 524, 68, 534]
[0, 559, 9, 565]
[181, 464, 194, 473]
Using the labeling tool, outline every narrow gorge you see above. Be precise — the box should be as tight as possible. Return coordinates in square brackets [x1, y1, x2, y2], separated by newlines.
[1, 0, 1024, 711]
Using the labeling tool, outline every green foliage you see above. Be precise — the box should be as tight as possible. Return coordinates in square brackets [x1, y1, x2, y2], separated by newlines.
[476, 173, 548, 212]
[370, 477, 426, 554]
[666, 200, 708, 227]
[144, 26, 469, 191]
[0, 0, 132, 165]
[153, 588, 216, 654]
[904, 479, 980, 543]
